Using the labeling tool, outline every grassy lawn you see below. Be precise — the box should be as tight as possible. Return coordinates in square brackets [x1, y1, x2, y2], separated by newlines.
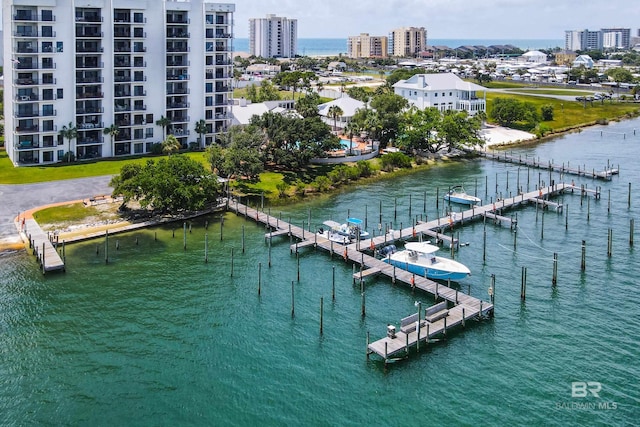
[232, 164, 336, 201]
[503, 88, 597, 96]
[0, 150, 209, 184]
[233, 87, 293, 99]
[33, 202, 100, 224]
[486, 92, 640, 131]
[482, 81, 528, 89]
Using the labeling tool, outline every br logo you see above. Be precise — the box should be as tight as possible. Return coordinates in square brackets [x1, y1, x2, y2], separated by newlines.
[571, 381, 602, 398]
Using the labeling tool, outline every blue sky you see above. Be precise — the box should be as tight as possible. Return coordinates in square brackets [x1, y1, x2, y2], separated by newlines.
[1, 1, 636, 40]
[231, 0, 638, 39]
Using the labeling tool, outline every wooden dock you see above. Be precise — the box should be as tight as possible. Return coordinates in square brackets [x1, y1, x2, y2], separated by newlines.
[476, 150, 619, 180]
[226, 183, 580, 364]
[20, 219, 65, 273]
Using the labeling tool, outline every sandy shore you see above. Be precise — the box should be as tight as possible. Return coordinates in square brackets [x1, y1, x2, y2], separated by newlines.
[480, 125, 537, 147]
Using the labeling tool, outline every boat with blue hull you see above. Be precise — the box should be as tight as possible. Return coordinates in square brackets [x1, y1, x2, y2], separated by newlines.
[382, 241, 471, 281]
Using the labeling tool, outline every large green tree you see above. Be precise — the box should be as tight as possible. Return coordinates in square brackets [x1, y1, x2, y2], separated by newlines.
[396, 107, 442, 152]
[605, 67, 634, 85]
[346, 86, 371, 103]
[369, 93, 408, 145]
[216, 125, 265, 180]
[251, 111, 338, 168]
[438, 110, 484, 151]
[110, 155, 221, 213]
[490, 98, 525, 127]
[295, 93, 321, 118]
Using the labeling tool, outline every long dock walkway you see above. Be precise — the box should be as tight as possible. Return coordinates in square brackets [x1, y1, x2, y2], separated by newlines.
[476, 150, 618, 180]
[226, 183, 577, 364]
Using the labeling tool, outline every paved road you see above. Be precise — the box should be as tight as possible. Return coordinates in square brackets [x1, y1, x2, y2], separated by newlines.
[0, 175, 113, 240]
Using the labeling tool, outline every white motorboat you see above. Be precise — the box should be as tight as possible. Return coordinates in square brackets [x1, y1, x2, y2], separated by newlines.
[342, 217, 370, 239]
[444, 186, 481, 206]
[382, 241, 471, 281]
[318, 221, 351, 244]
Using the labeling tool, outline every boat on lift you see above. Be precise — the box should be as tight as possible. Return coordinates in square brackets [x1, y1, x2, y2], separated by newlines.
[382, 241, 471, 281]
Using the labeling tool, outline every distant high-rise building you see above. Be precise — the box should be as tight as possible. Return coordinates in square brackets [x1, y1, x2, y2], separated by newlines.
[390, 27, 427, 57]
[564, 29, 601, 51]
[601, 28, 631, 49]
[3, 0, 235, 166]
[347, 33, 388, 58]
[565, 28, 631, 51]
[249, 14, 297, 58]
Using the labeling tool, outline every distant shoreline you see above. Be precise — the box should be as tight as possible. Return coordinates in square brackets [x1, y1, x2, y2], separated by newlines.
[232, 37, 565, 57]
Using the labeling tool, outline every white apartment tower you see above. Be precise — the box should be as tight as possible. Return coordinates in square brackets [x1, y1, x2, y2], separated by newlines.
[2, 0, 235, 166]
[249, 14, 297, 58]
[390, 27, 427, 57]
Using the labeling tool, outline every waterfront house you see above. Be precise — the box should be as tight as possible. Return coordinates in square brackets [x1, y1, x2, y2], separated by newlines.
[393, 73, 486, 116]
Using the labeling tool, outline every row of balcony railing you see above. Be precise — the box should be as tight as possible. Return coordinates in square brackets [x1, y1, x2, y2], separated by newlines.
[14, 109, 57, 118]
[15, 140, 58, 150]
[13, 31, 57, 38]
[13, 13, 56, 22]
[14, 62, 56, 70]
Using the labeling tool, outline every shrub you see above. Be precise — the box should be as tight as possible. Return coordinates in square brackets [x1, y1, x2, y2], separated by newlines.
[535, 123, 553, 138]
[61, 151, 75, 163]
[380, 152, 412, 171]
[313, 176, 332, 192]
[276, 181, 290, 197]
[541, 104, 554, 121]
[294, 179, 307, 196]
[150, 143, 163, 155]
[355, 160, 373, 177]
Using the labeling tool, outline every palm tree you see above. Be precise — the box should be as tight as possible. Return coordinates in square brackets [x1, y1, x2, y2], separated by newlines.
[59, 122, 77, 161]
[103, 124, 120, 157]
[194, 119, 208, 148]
[327, 105, 343, 132]
[162, 134, 181, 156]
[155, 115, 172, 140]
[344, 121, 355, 155]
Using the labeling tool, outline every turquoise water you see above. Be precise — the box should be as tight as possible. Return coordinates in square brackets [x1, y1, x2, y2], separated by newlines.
[2, 120, 640, 424]
[233, 38, 565, 56]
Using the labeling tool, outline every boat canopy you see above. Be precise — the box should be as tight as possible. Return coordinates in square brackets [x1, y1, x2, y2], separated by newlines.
[346, 218, 363, 225]
[404, 242, 439, 254]
[323, 220, 342, 230]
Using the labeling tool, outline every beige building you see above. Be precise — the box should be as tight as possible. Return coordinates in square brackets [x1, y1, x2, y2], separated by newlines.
[347, 33, 388, 58]
[390, 27, 427, 57]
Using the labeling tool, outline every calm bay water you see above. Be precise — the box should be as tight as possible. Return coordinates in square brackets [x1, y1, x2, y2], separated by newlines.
[233, 38, 565, 56]
[2, 119, 640, 425]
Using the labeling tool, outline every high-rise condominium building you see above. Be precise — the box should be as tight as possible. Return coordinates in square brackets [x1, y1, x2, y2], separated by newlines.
[347, 33, 388, 58]
[564, 29, 602, 51]
[249, 14, 297, 58]
[3, 0, 235, 166]
[390, 27, 427, 57]
[601, 28, 631, 49]
[565, 28, 631, 51]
